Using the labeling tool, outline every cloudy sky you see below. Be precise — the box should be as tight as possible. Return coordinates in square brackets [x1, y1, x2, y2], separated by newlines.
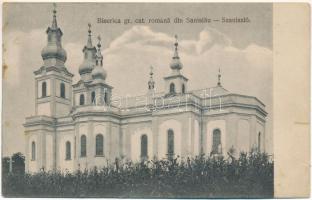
[2, 3, 273, 156]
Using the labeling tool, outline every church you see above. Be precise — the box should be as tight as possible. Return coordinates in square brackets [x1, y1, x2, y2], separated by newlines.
[24, 8, 267, 173]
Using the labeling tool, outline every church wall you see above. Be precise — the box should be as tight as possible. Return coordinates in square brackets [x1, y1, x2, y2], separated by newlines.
[130, 126, 153, 162]
[27, 134, 39, 173]
[45, 134, 54, 171]
[57, 130, 75, 172]
[37, 102, 51, 116]
[205, 119, 226, 156]
[225, 114, 238, 155]
[121, 121, 152, 161]
[158, 118, 182, 159]
[237, 119, 251, 153]
[193, 119, 200, 156]
[55, 103, 71, 117]
[77, 123, 88, 170]
[110, 124, 120, 159]
[256, 120, 265, 151]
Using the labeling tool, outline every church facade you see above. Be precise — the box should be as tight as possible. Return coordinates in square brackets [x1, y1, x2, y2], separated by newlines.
[24, 9, 267, 173]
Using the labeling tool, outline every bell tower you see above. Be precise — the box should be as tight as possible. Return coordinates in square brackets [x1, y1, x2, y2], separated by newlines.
[34, 4, 73, 117]
[164, 35, 188, 96]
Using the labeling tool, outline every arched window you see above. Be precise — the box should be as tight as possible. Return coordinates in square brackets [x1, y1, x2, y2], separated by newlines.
[65, 141, 71, 160]
[79, 94, 85, 105]
[169, 83, 175, 94]
[80, 135, 87, 157]
[141, 134, 148, 160]
[95, 134, 104, 156]
[258, 132, 261, 151]
[212, 129, 221, 154]
[104, 92, 108, 104]
[31, 141, 36, 160]
[91, 91, 96, 104]
[182, 84, 185, 94]
[60, 83, 65, 98]
[42, 82, 47, 97]
[167, 129, 174, 159]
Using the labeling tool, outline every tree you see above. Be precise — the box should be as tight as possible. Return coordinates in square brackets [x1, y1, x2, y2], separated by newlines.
[12, 152, 25, 174]
[2, 156, 10, 175]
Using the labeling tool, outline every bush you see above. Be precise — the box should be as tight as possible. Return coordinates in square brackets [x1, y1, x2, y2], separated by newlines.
[2, 151, 273, 198]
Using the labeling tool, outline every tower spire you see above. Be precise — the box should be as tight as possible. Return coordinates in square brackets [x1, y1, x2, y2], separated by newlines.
[218, 68, 221, 86]
[173, 34, 179, 58]
[148, 65, 155, 91]
[79, 24, 97, 79]
[41, 3, 67, 66]
[92, 35, 107, 81]
[170, 34, 183, 71]
[87, 23, 93, 48]
[96, 35, 103, 66]
[51, 3, 57, 29]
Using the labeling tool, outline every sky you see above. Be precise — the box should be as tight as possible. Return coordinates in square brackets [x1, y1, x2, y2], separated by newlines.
[2, 3, 273, 156]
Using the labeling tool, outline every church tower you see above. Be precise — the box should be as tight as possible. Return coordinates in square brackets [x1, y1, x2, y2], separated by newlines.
[78, 23, 97, 82]
[164, 35, 188, 96]
[34, 5, 73, 117]
[89, 35, 113, 106]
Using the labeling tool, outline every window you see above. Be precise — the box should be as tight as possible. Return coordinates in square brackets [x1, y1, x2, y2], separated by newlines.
[141, 135, 148, 160]
[60, 83, 65, 98]
[65, 141, 71, 160]
[258, 132, 261, 151]
[31, 141, 36, 160]
[182, 84, 185, 94]
[212, 129, 221, 154]
[104, 92, 108, 104]
[79, 94, 85, 105]
[169, 83, 175, 94]
[80, 135, 87, 157]
[167, 129, 174, 159]
[91, 91, 96, 104]
[42, 82, 47, 97]
[95, 134, 104, 156]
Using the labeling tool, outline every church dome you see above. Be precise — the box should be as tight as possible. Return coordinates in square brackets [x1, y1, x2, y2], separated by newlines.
[79, 60, 94, 74]
[170, 58, 183, 70]
[41, 44, 67, 62]
[92, 65, 107, 80]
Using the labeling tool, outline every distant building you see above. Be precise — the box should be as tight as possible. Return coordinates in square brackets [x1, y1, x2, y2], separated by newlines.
[24, 8, 267, 173]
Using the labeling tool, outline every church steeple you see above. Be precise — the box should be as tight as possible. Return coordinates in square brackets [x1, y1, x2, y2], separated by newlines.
[34, 4, 73, 118]
[79, 23, 97, 81]
[169, 35, 183, 74]
[92, 35, 107, 81]
[164, 35, 188, 96]
[148, 66, 155, 91]
[41, 3, 67, 67]
[51, 3, 58, 29]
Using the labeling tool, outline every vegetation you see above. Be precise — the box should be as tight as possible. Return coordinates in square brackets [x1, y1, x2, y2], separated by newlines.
[2, 150, 273, 198]
[2, 152, 25, 175]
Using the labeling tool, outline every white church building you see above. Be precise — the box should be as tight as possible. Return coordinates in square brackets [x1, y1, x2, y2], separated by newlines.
[24, 8, 267, 173]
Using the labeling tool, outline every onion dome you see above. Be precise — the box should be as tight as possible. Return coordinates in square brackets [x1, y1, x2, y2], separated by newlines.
[79, 23, 96, 75]
[92, 35, 107, 80]
[170, 35, 183, 70]
[41, 4, 67, 64]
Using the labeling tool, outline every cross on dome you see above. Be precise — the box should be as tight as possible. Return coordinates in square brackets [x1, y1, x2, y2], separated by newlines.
[218, 68, 222, 86]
